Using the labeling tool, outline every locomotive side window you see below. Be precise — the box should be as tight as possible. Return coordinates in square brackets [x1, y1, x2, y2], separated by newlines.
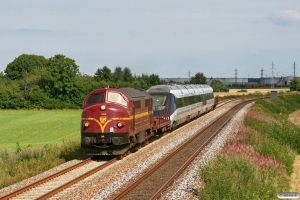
[145, 99, 150, 107]
[134, 101, 141, 108]
[86, 92, 104, 106]
[107, 92, 128, 107]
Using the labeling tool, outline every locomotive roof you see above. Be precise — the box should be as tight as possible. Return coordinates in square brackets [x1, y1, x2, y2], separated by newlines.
[119, 88, 152, 100]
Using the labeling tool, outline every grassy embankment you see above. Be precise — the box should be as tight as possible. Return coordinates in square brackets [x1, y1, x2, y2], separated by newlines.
[0, 110, 85, 189]
[198, 94, 300, 199]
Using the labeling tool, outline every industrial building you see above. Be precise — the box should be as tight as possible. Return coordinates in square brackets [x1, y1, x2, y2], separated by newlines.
[162, 76, 299, 87]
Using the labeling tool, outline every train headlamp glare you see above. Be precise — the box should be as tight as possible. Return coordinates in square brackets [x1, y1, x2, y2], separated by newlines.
[83, 121, 90, 128]
[100, 105, 106, 110]
[117, 122, 123, 128]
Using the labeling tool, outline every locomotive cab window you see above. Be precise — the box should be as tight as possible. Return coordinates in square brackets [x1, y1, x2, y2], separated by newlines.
[151, 94, 167, 107]
[86, 92, 105, 106]
[107, 92, 128, 107]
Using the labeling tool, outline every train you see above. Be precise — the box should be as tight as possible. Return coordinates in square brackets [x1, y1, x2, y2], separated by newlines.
[81, 84, 218, 155]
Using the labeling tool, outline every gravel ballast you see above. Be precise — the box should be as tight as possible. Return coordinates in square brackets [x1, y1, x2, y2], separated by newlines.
[1, 100, 249, 200]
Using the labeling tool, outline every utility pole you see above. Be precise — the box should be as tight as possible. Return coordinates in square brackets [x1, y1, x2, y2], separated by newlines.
[271, 62, 275, 89]
[260, 68, 264, 78]
[234, 68, 238, 87]
[188, 71, 190, 82]
[293, 62, 296, 78]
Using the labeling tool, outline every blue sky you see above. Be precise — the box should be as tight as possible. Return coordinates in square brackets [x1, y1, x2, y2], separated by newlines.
[0, 1, 299, 78]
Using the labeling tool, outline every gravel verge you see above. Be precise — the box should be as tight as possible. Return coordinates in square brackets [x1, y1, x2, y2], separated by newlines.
[158, 102, 254, 200]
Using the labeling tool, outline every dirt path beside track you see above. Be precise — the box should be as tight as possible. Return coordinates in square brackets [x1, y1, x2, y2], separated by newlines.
[289, 110, 300, 193]
[289, 110, 300, 126]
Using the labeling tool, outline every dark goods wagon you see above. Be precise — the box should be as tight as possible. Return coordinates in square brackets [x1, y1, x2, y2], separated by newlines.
[81, 87, 155, 155]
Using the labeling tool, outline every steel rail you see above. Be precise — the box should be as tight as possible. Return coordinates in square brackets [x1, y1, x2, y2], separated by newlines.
[37, 158, 118, 199]
[0, 157, 93, 200]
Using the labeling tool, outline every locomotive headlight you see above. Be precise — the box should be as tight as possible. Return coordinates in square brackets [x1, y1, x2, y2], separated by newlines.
[117, 122, 123, 128]
[100, 105, 106, 110]
[83, 121, 90, 128]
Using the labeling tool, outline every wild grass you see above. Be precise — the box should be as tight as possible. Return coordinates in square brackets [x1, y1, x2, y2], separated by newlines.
[198, 94, 299, 199]
[199, 154, 288, 200]
[0, 139, 85, 189]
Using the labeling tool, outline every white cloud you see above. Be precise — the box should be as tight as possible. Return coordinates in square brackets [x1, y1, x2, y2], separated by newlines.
[269, 10, 300, 26]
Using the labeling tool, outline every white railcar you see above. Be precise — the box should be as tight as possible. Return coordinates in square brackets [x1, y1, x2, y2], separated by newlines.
[147, 84, 215, 129]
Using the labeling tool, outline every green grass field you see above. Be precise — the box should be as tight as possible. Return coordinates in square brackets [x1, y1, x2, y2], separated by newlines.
[0, 110, 82, 151]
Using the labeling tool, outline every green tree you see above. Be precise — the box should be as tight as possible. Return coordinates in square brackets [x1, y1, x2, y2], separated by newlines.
[123, 67, 133, 82]
[20, 68, 46, 100]
[190, 72, 207, 84]
[4, 54, 46, 80]
[39, 54, 79, 102]
[113, 67, 123, 81]
[94, 66, 113, 82]
[132, 79, 148, 90]
[0, 76, 21, 108]
[210, 79, 229, 92]
[149, 73, 163, 85]
[72, 73, 103, 107]
[290, 78, 300, 91]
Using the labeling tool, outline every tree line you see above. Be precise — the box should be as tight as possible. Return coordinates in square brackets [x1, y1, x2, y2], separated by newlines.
[0, 54, 232, 109]
[0, 54, 165, 109]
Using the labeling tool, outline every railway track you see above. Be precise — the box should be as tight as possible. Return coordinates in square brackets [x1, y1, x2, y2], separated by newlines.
[0, 97, 242, 200]
[111, 99, 254, 200]
[0, 157, 118, 200]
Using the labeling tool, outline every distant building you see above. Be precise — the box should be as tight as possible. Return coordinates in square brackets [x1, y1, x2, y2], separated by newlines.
[162, 76, 300, 86]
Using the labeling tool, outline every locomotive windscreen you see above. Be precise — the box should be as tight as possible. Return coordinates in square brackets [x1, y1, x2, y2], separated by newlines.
[86, 92, 105, 106]
[151, 94, 167, 106]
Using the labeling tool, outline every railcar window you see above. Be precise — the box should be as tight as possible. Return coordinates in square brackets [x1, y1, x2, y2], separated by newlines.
[151, 94, 167, 106]
[190, 96, 196, 104]
[107, 92, 128, 107]
[184, 96, 190, 106]
[175, 97, 184, 108]
[86, 92, 104, 106]
[200, 94, 204, 102]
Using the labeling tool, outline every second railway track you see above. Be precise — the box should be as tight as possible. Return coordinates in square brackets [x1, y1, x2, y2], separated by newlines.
[111, 99, 254, 200]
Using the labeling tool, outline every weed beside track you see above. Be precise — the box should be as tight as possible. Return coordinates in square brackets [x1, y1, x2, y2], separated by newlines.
[198, 94, 300, 199]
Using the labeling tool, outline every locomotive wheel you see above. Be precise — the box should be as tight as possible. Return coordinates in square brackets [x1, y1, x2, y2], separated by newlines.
[118, 154, 125, 160]
[172, 121, 177, 130]
[197, 111, 201, 117]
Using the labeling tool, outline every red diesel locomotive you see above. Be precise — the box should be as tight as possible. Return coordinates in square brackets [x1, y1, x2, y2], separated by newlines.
[81, 87, 169, 155]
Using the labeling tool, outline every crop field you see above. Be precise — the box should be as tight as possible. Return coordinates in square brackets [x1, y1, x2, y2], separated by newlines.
[215, 88, 290, 97]
[0, 110, 81, 151]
